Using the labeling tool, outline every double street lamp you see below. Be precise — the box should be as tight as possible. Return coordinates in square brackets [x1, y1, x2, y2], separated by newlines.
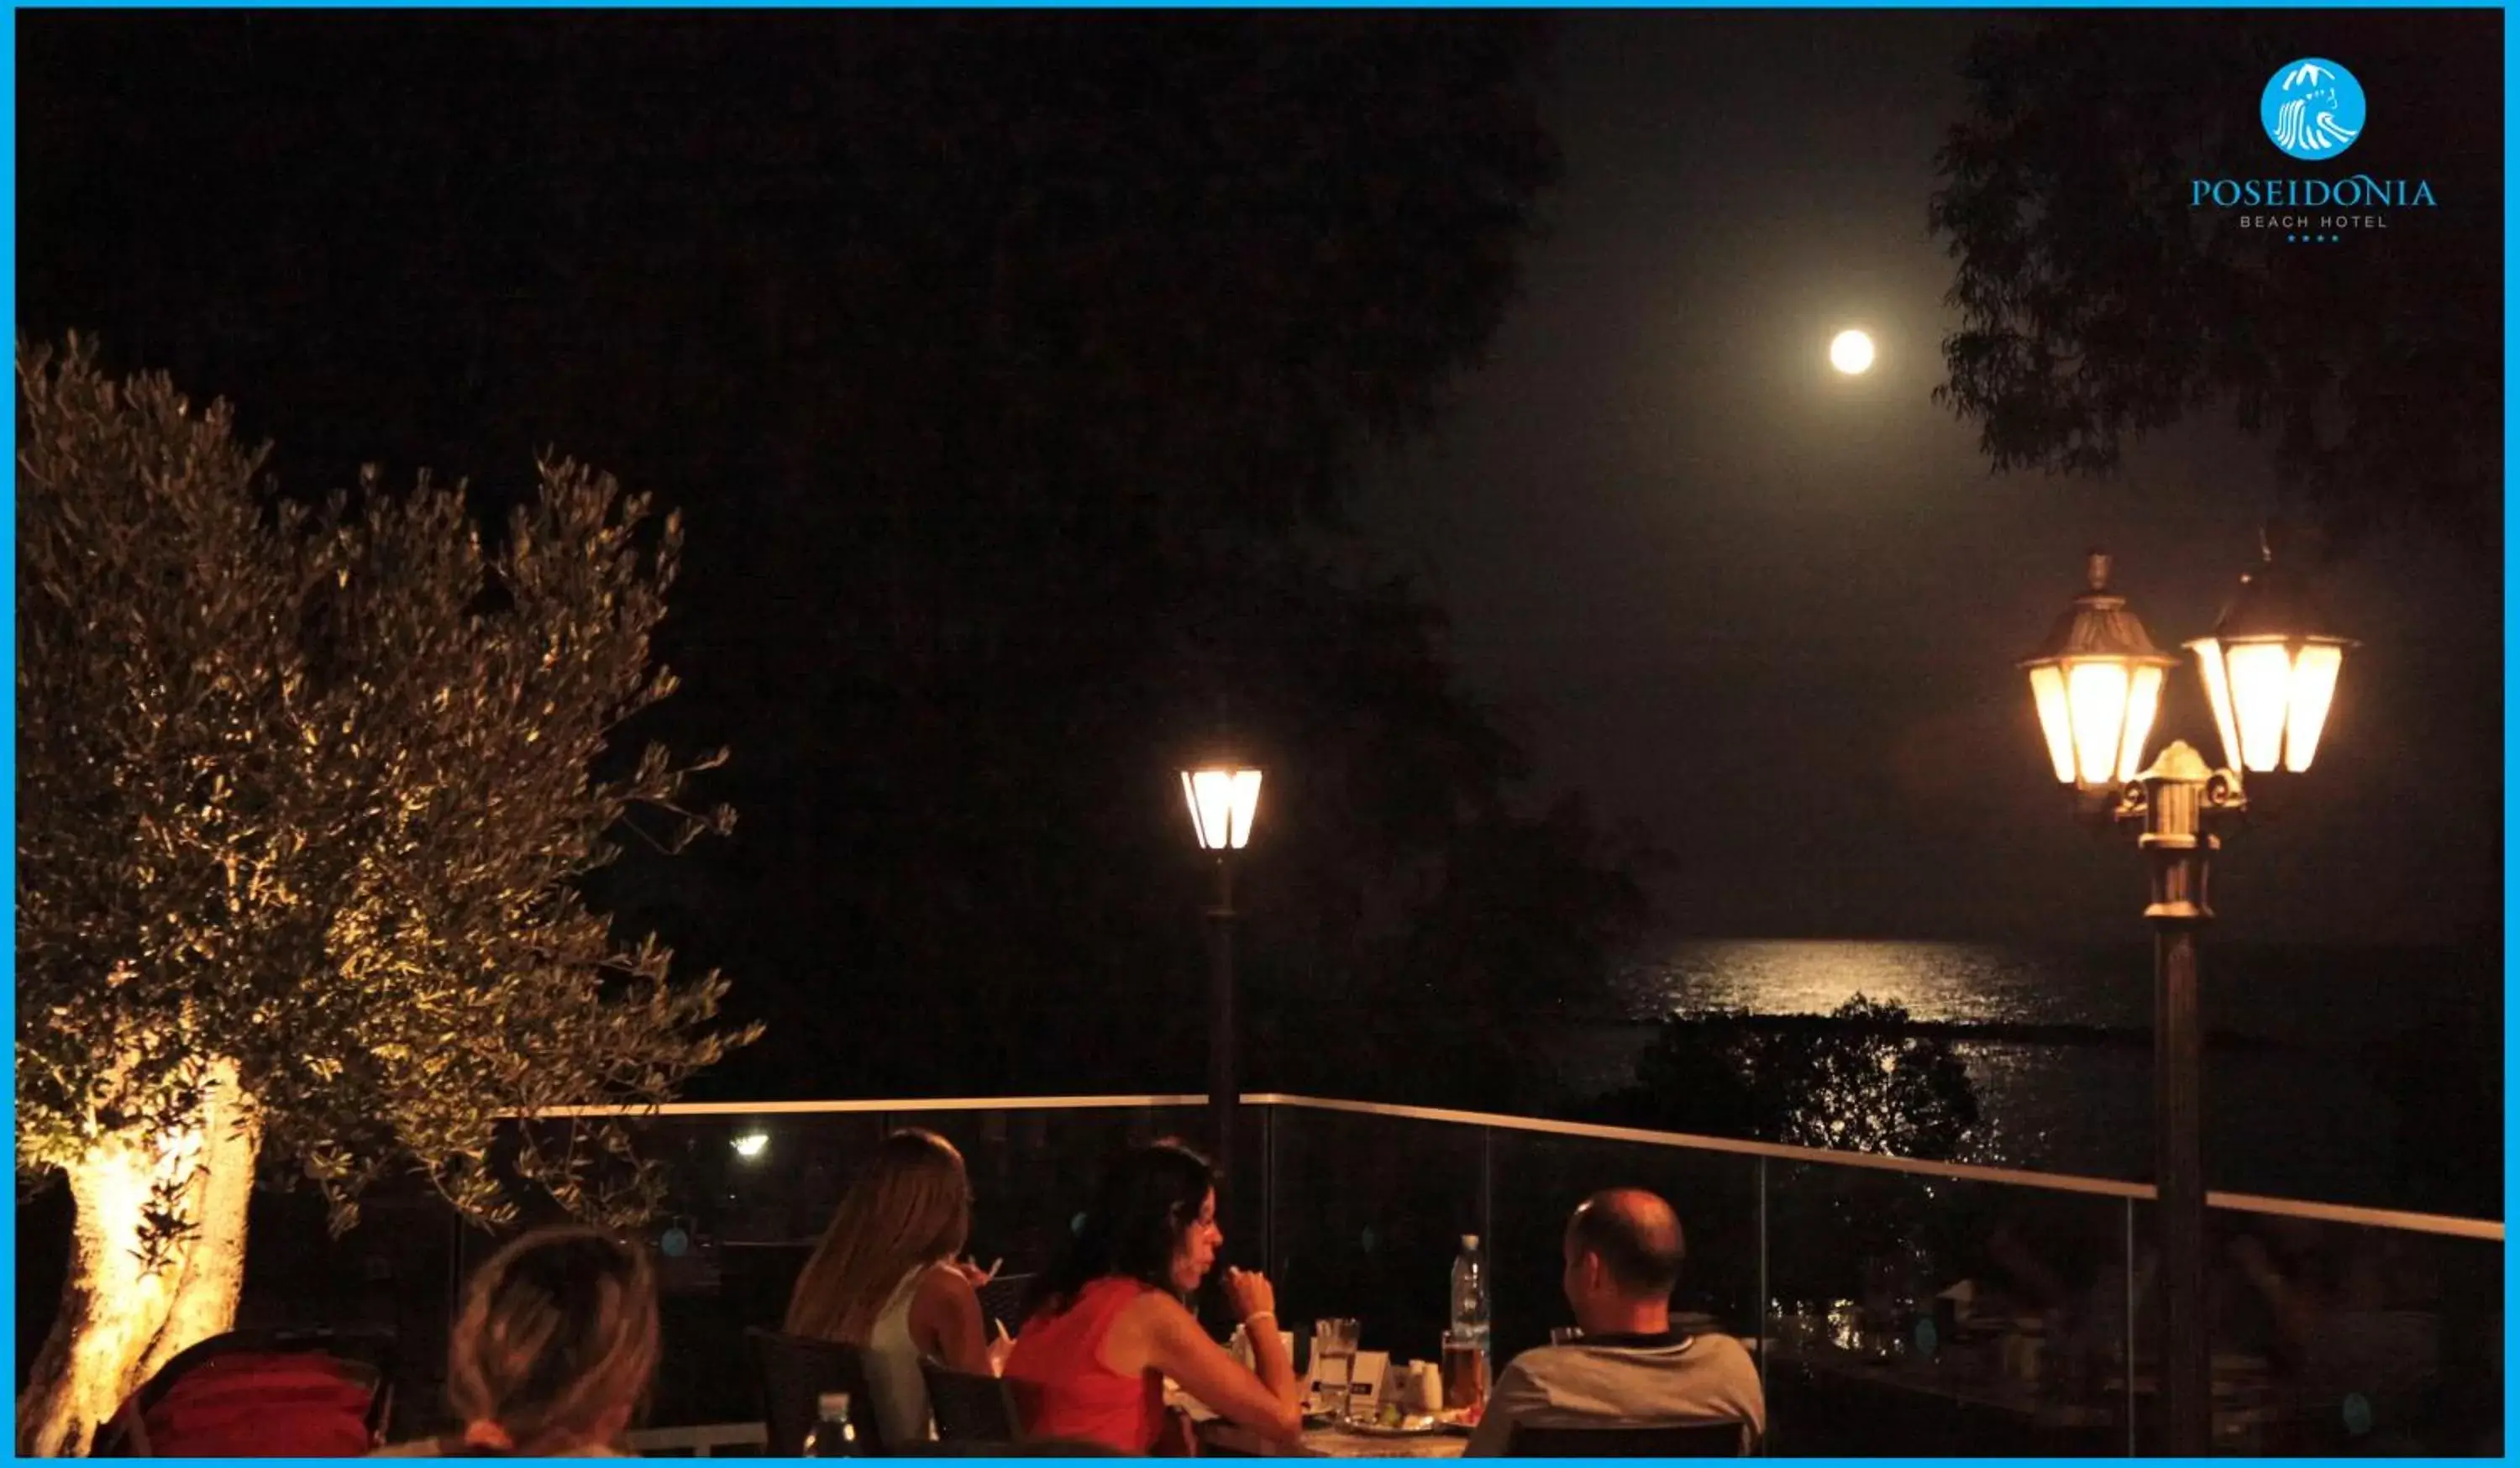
[2019, 529, 2351, 1455]
[1180, 763, 1263, 1184]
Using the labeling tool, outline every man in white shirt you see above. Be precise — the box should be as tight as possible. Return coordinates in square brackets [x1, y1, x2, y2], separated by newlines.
[1462, 1188, 1766, 1455]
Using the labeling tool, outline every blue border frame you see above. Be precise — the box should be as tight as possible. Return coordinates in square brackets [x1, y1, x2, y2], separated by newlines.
[2502, 0, 2517, 1457]
[0, 7, 2507, 1465]
[3, 0, 18, 1422]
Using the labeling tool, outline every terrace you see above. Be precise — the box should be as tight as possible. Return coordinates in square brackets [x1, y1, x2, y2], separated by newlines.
[335, 1093, 2500, 1456]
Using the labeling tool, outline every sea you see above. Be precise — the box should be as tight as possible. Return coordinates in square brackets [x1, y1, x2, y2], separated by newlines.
[1536, 939, 2502, 1215]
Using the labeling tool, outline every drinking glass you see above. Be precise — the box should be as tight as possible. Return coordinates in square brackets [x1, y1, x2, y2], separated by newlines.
[1312, 1318, 1360, 1422]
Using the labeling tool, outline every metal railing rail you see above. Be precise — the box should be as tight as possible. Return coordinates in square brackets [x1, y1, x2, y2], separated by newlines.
[1247, 1093, 2507, 1242]
[2198, 1188, 2504, 1241]
[1250, 1093, 2154, 1198]
[512, 1090, 2503, 1243]
[534, 1093, 1208, 1119]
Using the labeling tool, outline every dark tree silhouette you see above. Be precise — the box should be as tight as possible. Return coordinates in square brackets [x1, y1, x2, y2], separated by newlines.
[1594, 997, 1986, 1306]
[1600, 996, 1982, 1161]
[1931, 14, 2501, 553]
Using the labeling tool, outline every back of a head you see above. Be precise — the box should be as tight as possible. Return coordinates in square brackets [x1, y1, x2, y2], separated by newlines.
[1029, 1140, 1214, 1317]
[1568, 1188, 1687, 1300]
[786, 1129, 972, 1341]
[448, 1224, 659, 1455]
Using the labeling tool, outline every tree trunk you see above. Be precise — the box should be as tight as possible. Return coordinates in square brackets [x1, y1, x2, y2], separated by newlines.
[16, 1061, 260, 1457]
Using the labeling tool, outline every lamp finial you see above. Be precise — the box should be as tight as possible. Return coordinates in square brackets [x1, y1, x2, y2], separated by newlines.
[2259, 518, 2291, 565]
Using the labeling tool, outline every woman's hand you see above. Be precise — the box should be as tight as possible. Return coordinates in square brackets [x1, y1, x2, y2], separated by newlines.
[1133, 1291, 1304, 1446]
[1223, 1266, 1277, 1325]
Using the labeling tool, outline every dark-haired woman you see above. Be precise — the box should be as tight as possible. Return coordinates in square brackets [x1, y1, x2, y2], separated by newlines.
[1003, 1141, 1302, 1454]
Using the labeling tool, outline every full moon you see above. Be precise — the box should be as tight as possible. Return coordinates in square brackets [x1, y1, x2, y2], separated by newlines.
[1829, 328, 1875, 375]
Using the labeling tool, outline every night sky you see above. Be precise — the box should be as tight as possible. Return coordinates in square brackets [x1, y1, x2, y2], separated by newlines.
[17, 8, 2500, 1011]
[1357, 13, 2501, 946]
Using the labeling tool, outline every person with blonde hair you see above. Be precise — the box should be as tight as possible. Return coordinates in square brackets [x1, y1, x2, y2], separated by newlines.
[432, 1224, 660, 1456]
[785, 1128, 1001, 1445]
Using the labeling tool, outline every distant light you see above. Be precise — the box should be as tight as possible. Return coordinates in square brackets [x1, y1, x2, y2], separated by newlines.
[1829, 329, 1876, 375]
[731, 1132, 769, 1161]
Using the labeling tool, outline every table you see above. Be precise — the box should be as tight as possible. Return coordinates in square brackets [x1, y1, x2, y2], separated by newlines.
[1200, 1418, 1469, 1459]
[1174, 1382, 1468, 1460]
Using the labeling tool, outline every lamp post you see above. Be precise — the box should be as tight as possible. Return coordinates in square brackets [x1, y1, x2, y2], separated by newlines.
[2020, 534, 2349, 1456]
[1180, 763, 1263, 1183]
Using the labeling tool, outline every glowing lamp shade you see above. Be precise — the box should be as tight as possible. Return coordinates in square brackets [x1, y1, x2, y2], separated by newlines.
[1180, 767, 1263, 851]
[2189, 633, 2349, 773]
[2020, 552, 2177, 788]
[2025, 659, 2169, 786]
[2186, 528, 2352, 774]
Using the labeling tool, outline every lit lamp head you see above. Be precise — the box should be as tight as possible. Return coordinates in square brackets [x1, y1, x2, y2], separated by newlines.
[2185, 523, 2354, 775]
[2021, 551, 2179, 803]
[1179, 763, 1263, 852]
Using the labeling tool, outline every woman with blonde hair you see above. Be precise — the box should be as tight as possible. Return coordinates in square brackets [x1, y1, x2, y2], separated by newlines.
[437, 1225, 659, 1455]
[785, 1128, 1001, 1445]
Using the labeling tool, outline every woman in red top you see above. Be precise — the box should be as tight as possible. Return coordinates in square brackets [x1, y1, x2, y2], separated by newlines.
[1003, 1141, 1303, 1455]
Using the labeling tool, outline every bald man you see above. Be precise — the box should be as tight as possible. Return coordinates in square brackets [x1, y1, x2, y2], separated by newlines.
[1462, 1188, 1765, 1455]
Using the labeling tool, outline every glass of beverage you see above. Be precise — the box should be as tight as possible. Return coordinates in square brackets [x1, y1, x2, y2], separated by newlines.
[1312, 1318, 1361, 1422]
[1440, 1329, 1488, 1412]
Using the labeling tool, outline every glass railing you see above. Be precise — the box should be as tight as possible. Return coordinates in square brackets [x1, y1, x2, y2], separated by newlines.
[414, 1093, 2497, 1455]
[1759, 1159, 2136, 1455]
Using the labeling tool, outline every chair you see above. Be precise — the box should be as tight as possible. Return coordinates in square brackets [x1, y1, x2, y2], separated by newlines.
[95, 1325, 398, 1456]
[921, 1359, 1023, 1445]
[747, 1328, 891, 1455]
[1504, 1419, 1751, 1457]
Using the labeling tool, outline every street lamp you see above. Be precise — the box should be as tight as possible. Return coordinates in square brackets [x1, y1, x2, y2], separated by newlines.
[2019, 551, 2178, 810]
[2186, 523, 2352, 778]
[2021, 534, 2349, 1456]
[1181, 763, 1263, 1185]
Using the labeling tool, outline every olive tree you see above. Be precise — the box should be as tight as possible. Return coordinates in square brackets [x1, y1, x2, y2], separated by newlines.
[15, 339, 756, 1454]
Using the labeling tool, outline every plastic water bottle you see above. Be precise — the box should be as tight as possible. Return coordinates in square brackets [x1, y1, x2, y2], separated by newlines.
[804, 1391, 861, 1456]
[1449, 1234, 1490, 1350]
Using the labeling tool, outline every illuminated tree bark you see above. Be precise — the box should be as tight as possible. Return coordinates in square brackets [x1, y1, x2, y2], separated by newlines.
[18, 1062, 258, 1457]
